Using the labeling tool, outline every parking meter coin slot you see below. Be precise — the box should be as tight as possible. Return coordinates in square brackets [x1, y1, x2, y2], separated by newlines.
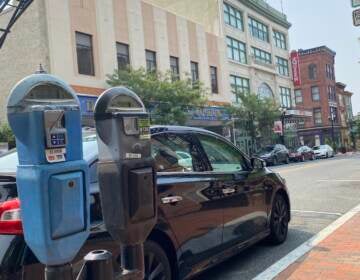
[128, 168, 155, 223]
[49, 172, 85, 240]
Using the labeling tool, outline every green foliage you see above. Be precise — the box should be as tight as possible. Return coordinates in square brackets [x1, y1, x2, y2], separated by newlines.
[107, 68, 207, 125]
[227, 92, 281, 140]
[0, 123, 15, 148]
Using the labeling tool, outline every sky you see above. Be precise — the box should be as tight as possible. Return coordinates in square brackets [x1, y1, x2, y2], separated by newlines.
[266, 0, 360, 115]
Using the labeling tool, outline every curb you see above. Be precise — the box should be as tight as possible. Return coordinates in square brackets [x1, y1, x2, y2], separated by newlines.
[252, 202, 360, 280]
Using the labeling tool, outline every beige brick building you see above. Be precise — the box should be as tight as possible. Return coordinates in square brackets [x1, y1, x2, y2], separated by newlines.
[0, 0, 293, 135]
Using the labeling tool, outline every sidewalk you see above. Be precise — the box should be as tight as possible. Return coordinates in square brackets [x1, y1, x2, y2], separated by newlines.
[275, 213, 360, 280]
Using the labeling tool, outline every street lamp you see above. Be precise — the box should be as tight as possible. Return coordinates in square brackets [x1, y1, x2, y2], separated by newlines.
[279, 108, 287, 145]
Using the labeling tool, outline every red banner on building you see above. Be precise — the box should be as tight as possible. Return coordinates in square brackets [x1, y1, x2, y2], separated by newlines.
[273, 121, 283, 134]
[290, 51, 301, 87]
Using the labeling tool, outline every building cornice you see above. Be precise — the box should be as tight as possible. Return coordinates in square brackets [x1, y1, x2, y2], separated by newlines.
[237, 0, 291, 29]
[298, 46, 336, 57]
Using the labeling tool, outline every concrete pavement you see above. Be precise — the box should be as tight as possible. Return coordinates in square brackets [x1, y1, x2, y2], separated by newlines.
[198, 154, 360, 280]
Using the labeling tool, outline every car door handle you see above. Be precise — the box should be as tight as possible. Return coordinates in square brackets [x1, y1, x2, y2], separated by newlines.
[161, 196, 183, 205]
[222, 188, 236, 195]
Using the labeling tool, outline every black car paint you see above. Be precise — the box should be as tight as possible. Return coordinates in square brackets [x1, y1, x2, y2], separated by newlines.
[259, 144, 289, 165]
[0, 126, 290, 280]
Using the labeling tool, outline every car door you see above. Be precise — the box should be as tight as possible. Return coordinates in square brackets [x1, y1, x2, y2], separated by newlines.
[196, 133, 268, 248]
[152, 132, 224, 271]
[274, 145, 283, 162]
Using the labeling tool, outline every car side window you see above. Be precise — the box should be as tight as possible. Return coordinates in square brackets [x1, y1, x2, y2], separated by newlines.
[197, 134, 248, 173]
[151, 133, 205, 172]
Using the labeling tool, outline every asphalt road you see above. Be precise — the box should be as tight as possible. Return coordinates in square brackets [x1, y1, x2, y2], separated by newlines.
[196, 154, 360, 280]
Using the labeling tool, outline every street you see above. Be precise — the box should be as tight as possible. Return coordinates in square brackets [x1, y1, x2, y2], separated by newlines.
[198, 154, 360, 280]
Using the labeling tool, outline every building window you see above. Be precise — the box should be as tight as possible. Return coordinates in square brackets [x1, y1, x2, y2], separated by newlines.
[258, 83, 273, 100]
[326, 64, 335, 80]
[210, 66, 218, 93]
[276, 56, 289, 76]
[86, 100, 95, 112]
[145, 50, 157, 72]
[308, 64, 317, 80]
[295, 89, 303, 104]
[248, 17, 269, 42]
[223, 2, 243, 30]
[273, 30, 287, 49]
[280, 87, 292, 108]
[76, 32, 95, 76]
[226, 36, 247, 64]
[230, 75, 250, 103]
[328, 86, 336, 102]
[116, 42, 130, 70]
[251, 47, 272, 65]
[311, 86, 320, 101]
[314, 108, 322, 125]
[170, 56, 180, 80]
[191, 61, 199, 84]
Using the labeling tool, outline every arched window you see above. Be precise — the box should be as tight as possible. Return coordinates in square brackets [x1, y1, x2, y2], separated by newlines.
[308, 64, 317, 80]
[257, 83, 274, 100]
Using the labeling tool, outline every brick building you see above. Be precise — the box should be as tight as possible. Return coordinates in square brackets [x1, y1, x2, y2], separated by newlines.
[336, 82, 354, 149]
[294, 46, 341, 147]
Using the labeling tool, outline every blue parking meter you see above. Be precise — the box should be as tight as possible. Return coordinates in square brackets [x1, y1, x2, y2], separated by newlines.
[6, 74, 90, 267]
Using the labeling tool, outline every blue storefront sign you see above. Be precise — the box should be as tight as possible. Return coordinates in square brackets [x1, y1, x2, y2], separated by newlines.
[189, 106, 231, 122]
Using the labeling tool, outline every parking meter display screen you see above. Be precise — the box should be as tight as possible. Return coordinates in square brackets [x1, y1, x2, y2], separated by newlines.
[108, 95, 143, 112]
[25, 85, 74, 102]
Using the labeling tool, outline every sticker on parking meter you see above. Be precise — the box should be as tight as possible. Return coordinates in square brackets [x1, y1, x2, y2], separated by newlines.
[45, 148, 66, 163]
[138, 118, 151, 140]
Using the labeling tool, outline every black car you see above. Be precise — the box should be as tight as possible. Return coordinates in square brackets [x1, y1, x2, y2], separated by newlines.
[258, 144, 290, 165]
[0, 126, 291, 280]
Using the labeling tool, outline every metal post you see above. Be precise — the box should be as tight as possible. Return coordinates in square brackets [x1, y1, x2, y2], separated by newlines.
[281, 112, 286, 145]
[45, 264, 73, 280]
[120, 244, 144, 280]
[331, 116, 335, 148]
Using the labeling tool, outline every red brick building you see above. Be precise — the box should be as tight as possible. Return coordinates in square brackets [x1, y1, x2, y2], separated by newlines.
[294, 46, 341, 147]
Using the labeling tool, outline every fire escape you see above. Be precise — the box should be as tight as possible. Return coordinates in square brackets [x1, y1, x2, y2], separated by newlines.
[0, 0, 34, 48]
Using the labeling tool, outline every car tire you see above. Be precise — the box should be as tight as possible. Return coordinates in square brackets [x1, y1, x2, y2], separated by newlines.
[301, 155, 305, 162]
[326, 153, 329, 158]
[144, 240, 172, 280]
[285, 156, 290, 164]
[268, 194, 289, 245]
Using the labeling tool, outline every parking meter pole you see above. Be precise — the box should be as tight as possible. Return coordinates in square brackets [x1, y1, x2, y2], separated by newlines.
[45, 264, 73, 280]
[121, 244, 144, 278]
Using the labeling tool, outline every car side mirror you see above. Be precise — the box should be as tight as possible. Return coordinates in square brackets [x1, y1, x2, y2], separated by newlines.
[251, 157, 266, 170]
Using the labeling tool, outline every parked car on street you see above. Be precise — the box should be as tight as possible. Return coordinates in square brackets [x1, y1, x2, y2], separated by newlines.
[258, 144, 290, 165]
[289, 146, 316, 162]
[0, 126, 290, 280]
[313, 145, 335, 159]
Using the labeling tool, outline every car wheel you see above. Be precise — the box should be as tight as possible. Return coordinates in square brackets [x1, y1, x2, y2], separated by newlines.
[301, 155, 305, 162]
[326, 152, 329, 158]
[285, 156, 290, 164]
[144, 240, 172, 280]
[268, 194, 289, 245]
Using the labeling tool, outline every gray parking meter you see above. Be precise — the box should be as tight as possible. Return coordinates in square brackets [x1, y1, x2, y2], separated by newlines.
[94, 87, 157, 279]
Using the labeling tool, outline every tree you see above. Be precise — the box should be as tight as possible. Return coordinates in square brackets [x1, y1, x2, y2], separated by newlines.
[0, 123, 15, 148]
[227, 92, 281, 151]
[107, 68, 207, 125]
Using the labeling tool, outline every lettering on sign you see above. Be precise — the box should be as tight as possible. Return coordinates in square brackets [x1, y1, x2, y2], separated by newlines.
[290, 51, 301, 87]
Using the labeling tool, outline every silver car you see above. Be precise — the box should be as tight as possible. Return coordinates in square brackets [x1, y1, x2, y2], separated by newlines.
[313, 145, 334, 158]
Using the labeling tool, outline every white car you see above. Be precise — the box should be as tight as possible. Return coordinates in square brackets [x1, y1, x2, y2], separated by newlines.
[313, 145, 334, 158]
